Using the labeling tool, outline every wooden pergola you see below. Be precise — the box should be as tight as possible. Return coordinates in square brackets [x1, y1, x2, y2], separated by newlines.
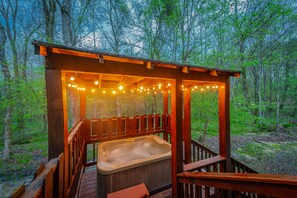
[33, 40, 241, 197]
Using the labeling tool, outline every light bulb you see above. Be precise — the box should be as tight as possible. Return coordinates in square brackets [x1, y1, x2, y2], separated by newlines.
[70, 76, 75, 81]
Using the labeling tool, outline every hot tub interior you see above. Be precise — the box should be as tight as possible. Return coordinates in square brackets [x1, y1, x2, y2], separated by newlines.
[101, 136, 171, 165]
[97, 135, 172, 197]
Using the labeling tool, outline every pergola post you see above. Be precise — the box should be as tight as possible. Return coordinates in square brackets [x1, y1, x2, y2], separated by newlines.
[171, 78, 183, 198]
[80, 91, 86, 119]
[45, 69, 68, 159]
[218, 78, 231, 172]
[183, 89, 192, 163]
[45, 69, 69, 197]
[163, 90, 168, 141]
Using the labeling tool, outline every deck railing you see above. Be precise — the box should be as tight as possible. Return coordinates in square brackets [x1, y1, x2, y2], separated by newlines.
[11, 120, 87, 198]
[12, 115, 291, 198]
[88, 114, 171, 141]
[190, 140, 257, 174]
[84, 114, 171, 166]
[177, 172, 297, 197]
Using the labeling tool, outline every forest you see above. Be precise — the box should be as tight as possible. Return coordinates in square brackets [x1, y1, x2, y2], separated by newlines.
[0, 0, 296, 196]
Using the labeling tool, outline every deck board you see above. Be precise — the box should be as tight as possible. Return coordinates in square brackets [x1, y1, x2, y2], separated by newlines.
[78, 166, 172, 198]
[78, 167, 97, 198]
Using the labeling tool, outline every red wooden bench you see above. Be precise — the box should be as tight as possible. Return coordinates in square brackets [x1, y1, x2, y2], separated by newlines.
[107, 183, 149, 198]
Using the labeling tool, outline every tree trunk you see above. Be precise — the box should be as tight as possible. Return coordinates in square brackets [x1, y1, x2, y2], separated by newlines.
[42, 0, 56, 42]
[201, 118, 209, 145]
[61, 0, 73, 46]
[0, 23, 12, 159]
[4, 107, 12, 158]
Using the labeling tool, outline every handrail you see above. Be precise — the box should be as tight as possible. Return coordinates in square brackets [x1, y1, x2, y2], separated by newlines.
[190, 139, 258, 173]
[184, 156, 226, 172]
[11, 153, 64, 198]
[177, 172, 297, 197]
[191, 140, 216, 156]
[68, 120, 84, 143]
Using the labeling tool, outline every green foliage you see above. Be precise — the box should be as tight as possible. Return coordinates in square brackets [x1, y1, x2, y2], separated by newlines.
[0, 132, 47, 181]
[191, 90, 218, 140]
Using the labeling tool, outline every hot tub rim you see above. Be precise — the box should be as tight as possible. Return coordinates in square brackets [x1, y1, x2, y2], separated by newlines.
[97, 135, 171, 175]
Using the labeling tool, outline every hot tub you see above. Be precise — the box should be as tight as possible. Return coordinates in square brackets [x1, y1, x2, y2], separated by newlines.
[97, 135, 171, 197]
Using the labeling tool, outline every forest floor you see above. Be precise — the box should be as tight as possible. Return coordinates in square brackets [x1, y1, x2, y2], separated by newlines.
[1, 129, 297, 197]
[205, 129, 297, 175]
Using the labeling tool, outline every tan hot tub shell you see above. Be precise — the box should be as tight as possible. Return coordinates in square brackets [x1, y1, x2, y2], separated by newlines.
[97, 135, 172, 197]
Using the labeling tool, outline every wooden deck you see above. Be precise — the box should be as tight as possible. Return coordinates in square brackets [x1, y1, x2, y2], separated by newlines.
[78, 167, 97, 198]
[77, 166, 172, 198]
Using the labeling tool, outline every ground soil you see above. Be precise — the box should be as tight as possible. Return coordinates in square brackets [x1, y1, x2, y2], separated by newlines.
[205, 130, 297, 175]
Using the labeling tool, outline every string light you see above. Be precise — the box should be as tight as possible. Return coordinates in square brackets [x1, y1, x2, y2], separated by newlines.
[70, 76, 75, 81]
[95, 81, 99, 85]
[102, 90, 106, 94]
[91, 89, 95, 93]
[112, 90, 116, 94]
[68, 83, 72, 87]
[119, 85, 123, 90]
[167, 83, 171, 87]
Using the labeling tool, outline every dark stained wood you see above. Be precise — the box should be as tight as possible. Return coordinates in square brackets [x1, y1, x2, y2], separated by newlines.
[97, 159, 171, 198]
[177, 172, 297, 198]
[11, 185, 25, 198]
[43, 167, 54, 198]
[163, 91, 168, 114]
[57, 153, 64, 198]
[218, 79, 231, 172]
[170, 78, 184, 198]
[33, 164, 45, 179]
[183, 89, 191, 164]
[78, 168, 97, 198]
[21, 158, 58, 197]
[34, 42, 244, 198]
[45, 69, 68, 160]
[163, 91, 169, 141]
[80, 92, 86, 119]
[183, 156, 226, 172]
[45, 54, 229, 83]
